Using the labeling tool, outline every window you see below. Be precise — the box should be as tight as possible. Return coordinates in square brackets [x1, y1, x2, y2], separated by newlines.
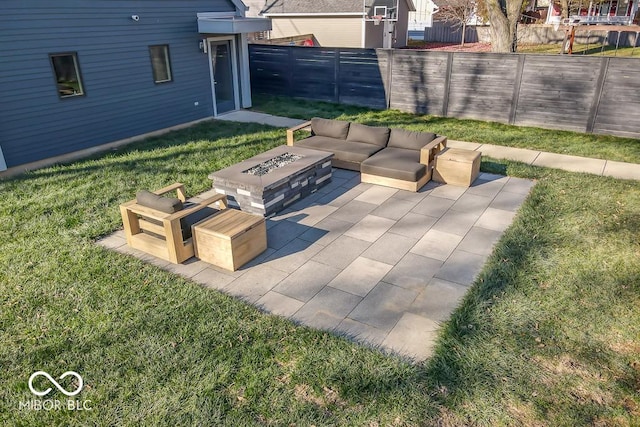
[149, 45, 172, 83]
[50, 53, 85, 98]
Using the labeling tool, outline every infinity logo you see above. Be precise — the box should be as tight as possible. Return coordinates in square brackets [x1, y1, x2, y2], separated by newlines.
[28, 371, 84, 397]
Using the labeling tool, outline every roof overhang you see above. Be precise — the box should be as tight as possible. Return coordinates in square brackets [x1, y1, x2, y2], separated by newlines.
[197, 13, 272, 34]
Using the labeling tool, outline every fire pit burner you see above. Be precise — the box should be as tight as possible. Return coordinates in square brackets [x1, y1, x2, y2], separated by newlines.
[243, 153, 304, 176]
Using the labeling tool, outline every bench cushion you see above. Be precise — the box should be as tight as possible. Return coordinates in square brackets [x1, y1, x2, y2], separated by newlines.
[311, 117, 350, 140]
[347, 123, 391, 147]
[296, 136, 383, 163]
[136, 190, 183, 213]
[361, 147, 427, 182]
[387, 128, 436, 151]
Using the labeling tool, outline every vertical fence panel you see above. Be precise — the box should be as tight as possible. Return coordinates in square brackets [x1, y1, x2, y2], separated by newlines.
[593, 57, 640, 138]
[447, 53, 519, 123]
[249, 45, 292, 96]
[338, 49, 387, 109]
[291, 47, 337, 102]
[514, 56, 602, 132]
[389, 50, 449, 115]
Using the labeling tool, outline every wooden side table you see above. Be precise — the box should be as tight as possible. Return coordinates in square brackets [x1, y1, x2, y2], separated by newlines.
[192, 209, 267, 271]
[433, 148, 481, 187]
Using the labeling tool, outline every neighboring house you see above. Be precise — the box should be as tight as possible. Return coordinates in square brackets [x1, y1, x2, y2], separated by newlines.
[544, 0, 638, 24]
[409, 0, 440, 30]
[0, 0, 270, 174]
[254, 0, 416, 48]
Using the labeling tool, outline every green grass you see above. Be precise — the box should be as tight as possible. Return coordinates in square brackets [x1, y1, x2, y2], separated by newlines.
[252, 95, 640, 164]
[1, 110, 639, 425]
[519, 43, 640, 57]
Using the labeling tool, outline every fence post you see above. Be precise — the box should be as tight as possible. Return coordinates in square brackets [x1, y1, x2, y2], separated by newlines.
[586, 57, 609, 134]
[286, 47, 295, 98]
[386, 49, 393, 109]
[509, 55, 526, 125]
[442, 52, 454, 117]
[334, 49, 340, 103]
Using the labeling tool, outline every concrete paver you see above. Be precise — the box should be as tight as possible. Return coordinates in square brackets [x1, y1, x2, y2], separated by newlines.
[490, 190, 530, 212]
[291, 286, 362, 331]
[457, 226, 504, 256]
[435, 250, 487, 286]
[411, 195, 455, 218]
[388, 211, 438, 238]
[335, 318, 388, 347]
[343, 214, 395, 242]
[432, 209, 481, 237]
[603, 160, 640, 180]
[327, 257, 393, 297]
[256, 291, 305, 317]
[362, 233, 417, 265]
[410, 229, 463, 261]
[382, 313, 440, 361]
[311, 235, 371, 269]
[475, 207, 517, 232]
[371, 197, 417, 220]
[410, 278, 469, 322]
[328, 199, 378, 224]
[348, 282, 418, 331]
[382, 253, 443, 291]
[479, 144, 540, 164]
[273, 260, 341, 302]
[533, 152, 606, 175]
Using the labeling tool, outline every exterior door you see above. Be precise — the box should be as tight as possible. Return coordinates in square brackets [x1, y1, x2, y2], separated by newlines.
[209, 39, 238, 115]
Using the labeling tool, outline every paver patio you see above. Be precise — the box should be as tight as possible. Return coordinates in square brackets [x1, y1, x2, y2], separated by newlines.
[100, 169, 533, 361]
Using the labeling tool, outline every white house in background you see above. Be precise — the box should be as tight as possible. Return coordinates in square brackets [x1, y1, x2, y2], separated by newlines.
[408, 0, 440, 29]
[245, 0, 416, 48]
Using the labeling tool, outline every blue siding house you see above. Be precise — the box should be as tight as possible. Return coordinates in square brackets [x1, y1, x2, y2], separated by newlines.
[0, 0, 270, 174]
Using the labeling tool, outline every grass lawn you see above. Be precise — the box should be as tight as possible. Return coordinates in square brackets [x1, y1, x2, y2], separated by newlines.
[1, 107, 639, 425]
[252, 95, 640, 164]
[519, 43, 640, 58]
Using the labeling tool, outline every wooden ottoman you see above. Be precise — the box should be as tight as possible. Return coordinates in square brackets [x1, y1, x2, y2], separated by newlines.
[192, 209, 267, 271]
[433, 148, 481, 187]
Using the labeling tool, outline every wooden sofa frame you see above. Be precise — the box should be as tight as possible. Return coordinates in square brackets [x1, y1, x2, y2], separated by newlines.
[119, 183, 228, 264]
[287, 120, 447, 192]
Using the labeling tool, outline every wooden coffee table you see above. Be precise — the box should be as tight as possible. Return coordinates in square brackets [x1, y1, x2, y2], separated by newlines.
[192, 209, 267, 271]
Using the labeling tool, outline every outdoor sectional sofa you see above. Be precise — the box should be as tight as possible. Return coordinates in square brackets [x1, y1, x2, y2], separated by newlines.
[287, 117, 447, 192]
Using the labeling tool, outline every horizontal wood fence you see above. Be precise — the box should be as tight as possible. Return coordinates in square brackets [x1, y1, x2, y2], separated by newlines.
[249, 44, 640, 138]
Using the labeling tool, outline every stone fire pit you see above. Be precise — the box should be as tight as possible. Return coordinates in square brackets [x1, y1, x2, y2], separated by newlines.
[208, 145, 333, 217]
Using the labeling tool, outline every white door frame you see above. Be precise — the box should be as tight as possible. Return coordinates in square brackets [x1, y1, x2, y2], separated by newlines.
[207, 36, 240, 116]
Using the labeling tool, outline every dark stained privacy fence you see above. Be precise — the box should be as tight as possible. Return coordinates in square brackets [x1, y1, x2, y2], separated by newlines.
[249, 44, 640, 139]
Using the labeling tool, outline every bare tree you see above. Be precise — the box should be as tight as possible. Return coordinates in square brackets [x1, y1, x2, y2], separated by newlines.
[437, 0, 477, 46]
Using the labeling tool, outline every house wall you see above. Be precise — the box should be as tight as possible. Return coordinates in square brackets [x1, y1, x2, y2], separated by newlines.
[0, 0, 237, 170]
[364, 22, 384, 48]
[364, 0, 412, 48]
[270, 17, 364, 47]
[395, 0, 411, 47]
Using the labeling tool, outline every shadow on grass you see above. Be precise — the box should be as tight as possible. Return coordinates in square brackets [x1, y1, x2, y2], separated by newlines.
[17, 120, 284, 184]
